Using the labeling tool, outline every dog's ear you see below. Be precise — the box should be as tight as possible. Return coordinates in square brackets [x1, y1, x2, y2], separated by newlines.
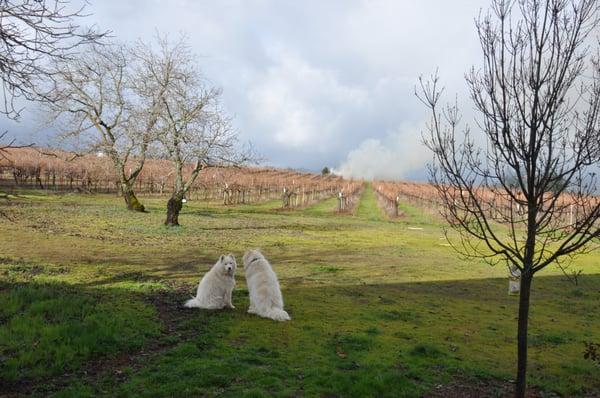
[219, 254, 224, 263]
[228, 253, 234, 260]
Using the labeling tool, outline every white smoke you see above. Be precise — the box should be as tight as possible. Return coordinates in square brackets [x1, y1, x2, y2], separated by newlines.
[333, 123, 431, 180]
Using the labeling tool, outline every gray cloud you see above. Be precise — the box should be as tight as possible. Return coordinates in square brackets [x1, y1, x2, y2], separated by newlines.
[2, 0, 490, 179]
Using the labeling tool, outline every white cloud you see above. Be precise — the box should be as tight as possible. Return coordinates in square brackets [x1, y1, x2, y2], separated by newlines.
[247, 45, 368, 150]
[2, 0, 491, 178]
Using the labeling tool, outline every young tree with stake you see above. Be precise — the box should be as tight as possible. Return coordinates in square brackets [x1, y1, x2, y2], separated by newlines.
[418, 0, 600, 396]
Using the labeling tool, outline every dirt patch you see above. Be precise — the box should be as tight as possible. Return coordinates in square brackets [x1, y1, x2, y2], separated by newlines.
[146, 280, 197, 336]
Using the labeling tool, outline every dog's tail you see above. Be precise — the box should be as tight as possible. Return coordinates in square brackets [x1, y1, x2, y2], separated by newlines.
[183, 296, 200, 308]
[265, 307, 291, 321]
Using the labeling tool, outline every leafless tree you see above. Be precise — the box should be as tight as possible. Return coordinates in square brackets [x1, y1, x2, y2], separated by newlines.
[0, 130, 27, 220]
[137, 36, 252, 226]
[0, 0, 106, 119]
[44, 43, 159, 212]
[0, 1, 105, 174]
[417, 1, 600, 396]
[0, 131, 32, 220]
[0, 130, 32, 161]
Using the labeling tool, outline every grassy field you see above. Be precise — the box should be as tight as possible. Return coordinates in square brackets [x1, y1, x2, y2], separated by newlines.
[1, 185, 599, 397]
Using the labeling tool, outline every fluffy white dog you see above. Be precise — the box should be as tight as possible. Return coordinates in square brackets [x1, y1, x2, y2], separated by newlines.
[243, 249, 291, 321]
[184, 254, 236, 309]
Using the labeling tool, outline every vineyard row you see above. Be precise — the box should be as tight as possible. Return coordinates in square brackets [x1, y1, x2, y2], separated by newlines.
[374, 180, 599, 229]
[0, 148, 362, 209]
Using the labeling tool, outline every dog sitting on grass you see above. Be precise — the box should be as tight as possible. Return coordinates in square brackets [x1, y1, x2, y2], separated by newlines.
[184, 254, 236, 310]
[243, 249, 291, 321]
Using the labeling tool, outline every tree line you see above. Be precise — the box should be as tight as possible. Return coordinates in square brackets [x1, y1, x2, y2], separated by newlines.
[0, 146, 352, 209]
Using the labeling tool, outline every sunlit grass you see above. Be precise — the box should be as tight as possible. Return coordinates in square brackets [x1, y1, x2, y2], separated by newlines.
[1, 185, 599, 396]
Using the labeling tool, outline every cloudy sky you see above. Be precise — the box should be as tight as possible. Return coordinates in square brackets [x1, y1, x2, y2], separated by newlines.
[3, 0, 490, 180]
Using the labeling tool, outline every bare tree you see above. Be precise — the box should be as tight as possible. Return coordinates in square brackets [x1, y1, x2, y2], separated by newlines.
[0, 131, 32, 161]
[418, 1, 600, 396]
[137, 36, 251, 226]
[0, 0, 106, 119]
[0, 131, 32, 220]
[0, 1, 106, 181]
[44, 43, 158, 212]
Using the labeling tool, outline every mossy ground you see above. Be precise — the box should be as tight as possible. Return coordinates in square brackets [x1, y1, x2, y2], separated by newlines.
[1, 185, 599, 397]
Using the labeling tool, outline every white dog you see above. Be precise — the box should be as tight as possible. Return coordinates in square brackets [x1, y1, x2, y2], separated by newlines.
[243, 249, 290, 321]
[184, 254, 236, 310]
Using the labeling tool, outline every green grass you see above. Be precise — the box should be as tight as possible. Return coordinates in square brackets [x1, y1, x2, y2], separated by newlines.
[355, 183, 385, 221]
[0, 280, 160, 383]
[397, 202, 440, 226]
[1, 185, 600, 397]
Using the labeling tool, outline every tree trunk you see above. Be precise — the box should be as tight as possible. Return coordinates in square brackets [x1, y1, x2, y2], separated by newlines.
[165, 194, 183, 226]
[122, 184, 146, 212]
[515, 270, 533, 398]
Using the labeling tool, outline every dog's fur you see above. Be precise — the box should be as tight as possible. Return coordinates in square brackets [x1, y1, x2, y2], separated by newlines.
[184, 254, 236, 309]
[243, 249, 290, 321]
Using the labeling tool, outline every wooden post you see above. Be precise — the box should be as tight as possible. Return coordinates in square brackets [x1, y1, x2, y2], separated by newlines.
[569, 203, 574, 227]
[282, 187, 288, 208]
[338, 191, 345, 212]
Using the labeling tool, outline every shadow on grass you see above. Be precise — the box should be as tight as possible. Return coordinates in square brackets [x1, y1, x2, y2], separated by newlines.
[112, 273, 600, 397]
[0, 278, 217, 396]
[1, 273, 599, 397]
